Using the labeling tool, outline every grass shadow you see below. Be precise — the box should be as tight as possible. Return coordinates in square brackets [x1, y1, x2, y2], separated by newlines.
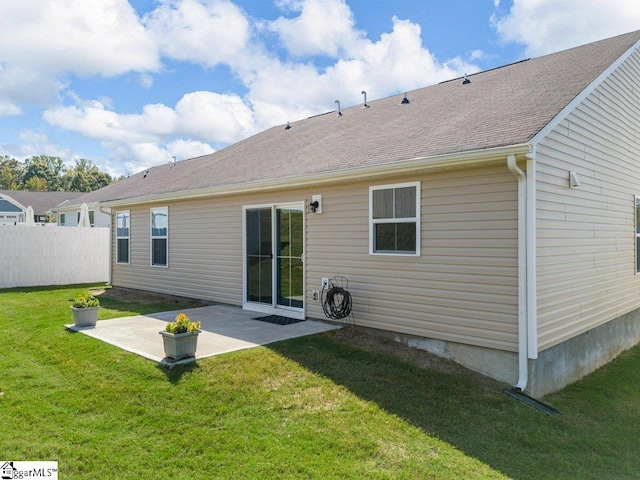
[268, 328, 639, 480]
[96, 290, 205, 317]
[157, 361, 200, 384]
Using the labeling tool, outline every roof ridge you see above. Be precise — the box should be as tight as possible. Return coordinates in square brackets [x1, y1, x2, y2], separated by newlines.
[439, 58, 531, 84]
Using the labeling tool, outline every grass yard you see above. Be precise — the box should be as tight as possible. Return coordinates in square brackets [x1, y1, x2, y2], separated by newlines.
[1, 285, 639, 479]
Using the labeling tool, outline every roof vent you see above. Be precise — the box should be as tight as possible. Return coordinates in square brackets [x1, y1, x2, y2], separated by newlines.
[285, 121, 291, 130]
[401, 93, 410, 104]
[361, 90, 369, 108]
[462, 74, 471, 85]
[335, 100, 342, 116]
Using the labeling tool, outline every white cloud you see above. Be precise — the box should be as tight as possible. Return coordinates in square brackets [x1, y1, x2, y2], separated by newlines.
[175, 91, 257, 143]
[0, 101, 21, 116]
[168, 139, 215, 160]
[145, 0, 251, 67]
[0, 0, 480, 177]
[115, 139, 214, 174]
[2, 130, 75, 163]
[246, 16, 475, 120]
[42, 92, 238, 171]
[44, 99, 177, 144]
[469, 49, 488, 61]
[0, 0, 159, 108]
[493, 0, 640, 56]
[44, 90, 254, 151]
[18, 130, 48, 145]
[0, 0, 159, 77]
[269, 0, 366, 57]
[0, 65, 64, 107]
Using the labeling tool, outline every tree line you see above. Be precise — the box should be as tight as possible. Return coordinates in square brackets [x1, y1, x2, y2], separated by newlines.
[0, 155, 121, 192]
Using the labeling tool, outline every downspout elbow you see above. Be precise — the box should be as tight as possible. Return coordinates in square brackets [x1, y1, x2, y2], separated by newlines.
[507, 155, 528, 392]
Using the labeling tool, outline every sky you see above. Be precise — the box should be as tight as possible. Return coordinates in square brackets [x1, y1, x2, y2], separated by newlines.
[0, 0, 639, 178]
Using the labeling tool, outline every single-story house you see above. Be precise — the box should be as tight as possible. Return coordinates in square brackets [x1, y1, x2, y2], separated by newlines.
[0, 190, 83, 224]
[52, 200, 110, 228]
[70, 30, 640, 397]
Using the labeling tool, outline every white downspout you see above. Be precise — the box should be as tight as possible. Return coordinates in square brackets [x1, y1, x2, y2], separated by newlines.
[507, 154, 528, 391]
[526, 149, 538, 359]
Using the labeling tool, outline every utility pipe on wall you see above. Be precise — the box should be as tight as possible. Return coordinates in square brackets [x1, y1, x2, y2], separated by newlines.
[507, 154, 529, 391]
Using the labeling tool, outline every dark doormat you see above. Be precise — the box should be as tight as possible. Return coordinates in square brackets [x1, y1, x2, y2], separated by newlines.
[252, 315, 305, 326]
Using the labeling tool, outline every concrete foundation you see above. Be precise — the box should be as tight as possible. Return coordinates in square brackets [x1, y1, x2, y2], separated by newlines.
[529, 308, 640, 397]
[354, 307, 640, 399]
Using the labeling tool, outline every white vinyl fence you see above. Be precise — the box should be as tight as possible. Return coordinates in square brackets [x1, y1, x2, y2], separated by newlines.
[0, 226, 110, 289]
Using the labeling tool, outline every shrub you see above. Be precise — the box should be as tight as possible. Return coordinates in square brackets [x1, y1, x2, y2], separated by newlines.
[165, 312, 201, 334]
[72, 293, 100, 308]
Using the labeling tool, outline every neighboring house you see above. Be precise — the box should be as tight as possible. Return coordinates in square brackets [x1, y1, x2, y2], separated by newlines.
[0, 192, 25, 225]
[52, 200, 110, 227]
[77, 31, 640, 397]
[0, 190, 83, 224]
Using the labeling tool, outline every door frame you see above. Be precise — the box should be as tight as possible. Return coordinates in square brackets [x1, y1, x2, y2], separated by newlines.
[242, 201, 306, 320]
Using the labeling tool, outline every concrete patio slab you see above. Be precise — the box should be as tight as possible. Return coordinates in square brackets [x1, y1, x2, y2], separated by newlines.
[66, 304, 341, 365]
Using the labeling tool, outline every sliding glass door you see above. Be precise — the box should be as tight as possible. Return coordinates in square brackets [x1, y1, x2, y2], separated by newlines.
[244, 203, 304, 317]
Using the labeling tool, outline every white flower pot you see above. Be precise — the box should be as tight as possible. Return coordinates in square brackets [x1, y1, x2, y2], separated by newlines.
[71, 306, 99, 327]
[159, 330, 200, 360]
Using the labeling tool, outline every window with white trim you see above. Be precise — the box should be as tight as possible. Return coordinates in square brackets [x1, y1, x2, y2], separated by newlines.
[58, 213, 65, 226]
[116, 211, 130, 264]
[369, 182, 420, 255]
[76, 210, 95, 226]
[151, 207, 168, 267]
[636, 196, 640, 273]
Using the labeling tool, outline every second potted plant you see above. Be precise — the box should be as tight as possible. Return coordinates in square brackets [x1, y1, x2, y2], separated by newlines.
[159, 313, 201, 361]
[71, 292, 100, 327]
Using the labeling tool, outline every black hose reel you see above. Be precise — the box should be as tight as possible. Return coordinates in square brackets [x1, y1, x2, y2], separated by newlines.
[321, 276, 354, 324]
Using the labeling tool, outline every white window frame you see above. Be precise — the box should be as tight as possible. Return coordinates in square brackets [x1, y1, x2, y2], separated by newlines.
[116, 211, 130, 265]
[369, 181, 421, 256]
[77, 210, 95, 226]
[58, 213, 65, 226]
[150, 206, 168, 267]
[635, 196, 640, 274]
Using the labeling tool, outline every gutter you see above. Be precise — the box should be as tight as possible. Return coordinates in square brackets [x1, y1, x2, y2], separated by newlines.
[100, 143, 531, 208]
[507, 154, 529, 391]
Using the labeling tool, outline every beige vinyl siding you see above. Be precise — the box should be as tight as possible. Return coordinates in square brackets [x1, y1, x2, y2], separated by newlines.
[112, 163, 518, 352]
[113, 197, 244, 303]
[305, 164, 518, 352]
[536, 48, 640, 351]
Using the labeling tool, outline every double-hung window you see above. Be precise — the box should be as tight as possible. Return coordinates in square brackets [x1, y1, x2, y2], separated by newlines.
[116, 211, 130, 264]
[76, 210, 95, 226]
[151, 207, 168, 267]
[370, 182, 420, 255]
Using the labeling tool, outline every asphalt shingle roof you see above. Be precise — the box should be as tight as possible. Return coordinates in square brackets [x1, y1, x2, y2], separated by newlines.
[0, 190, 84, 215]
[72, 30, 640, 207]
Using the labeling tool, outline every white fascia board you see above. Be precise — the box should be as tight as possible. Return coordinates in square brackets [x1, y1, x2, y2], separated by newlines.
[529, 38, 640, 148]
[101, 143, 531, 208]
[50, 201, 99, 213]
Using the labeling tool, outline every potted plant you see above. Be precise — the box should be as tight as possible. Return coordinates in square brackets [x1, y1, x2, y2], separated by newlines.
[71, 293, 100, 327]
[159, 313, 201, 361]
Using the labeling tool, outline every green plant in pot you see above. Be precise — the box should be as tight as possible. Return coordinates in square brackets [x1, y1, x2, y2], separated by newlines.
[160, 313, 201, 361]
[71, 293, 100, 327]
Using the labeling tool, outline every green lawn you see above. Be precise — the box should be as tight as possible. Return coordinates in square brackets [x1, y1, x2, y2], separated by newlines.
[1, 285, 639, 479]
